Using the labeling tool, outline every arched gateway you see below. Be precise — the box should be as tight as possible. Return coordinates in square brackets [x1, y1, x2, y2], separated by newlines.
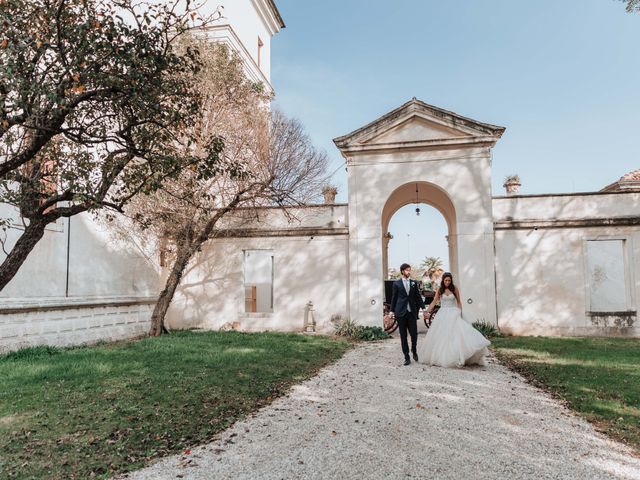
[334, 98, 505, 326]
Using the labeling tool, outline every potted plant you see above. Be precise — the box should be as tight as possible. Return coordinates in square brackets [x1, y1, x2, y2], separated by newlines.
[321, 185, 338, 204]
[503, 174, 521, 195]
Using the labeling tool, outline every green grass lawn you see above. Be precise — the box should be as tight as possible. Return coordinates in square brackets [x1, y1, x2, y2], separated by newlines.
[492, 336, 640, 453]
[0, 331, 350, 479]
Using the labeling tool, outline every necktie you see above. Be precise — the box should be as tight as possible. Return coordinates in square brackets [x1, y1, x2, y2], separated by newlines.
[404, 280, 411, 312]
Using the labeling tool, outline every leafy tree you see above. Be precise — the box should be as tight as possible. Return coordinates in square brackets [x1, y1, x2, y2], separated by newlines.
[121, 42, 328, 336]
[621, 0, 640, 12]
[0, 0, 218, 291]
[387, 268, 400, 280]
[421, 256, 443, 272]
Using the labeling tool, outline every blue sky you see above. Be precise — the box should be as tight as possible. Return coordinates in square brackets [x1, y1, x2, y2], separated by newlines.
[271, 0, 640, 271]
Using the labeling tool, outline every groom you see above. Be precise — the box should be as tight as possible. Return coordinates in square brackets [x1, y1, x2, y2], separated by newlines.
[390, 263, 426, 365]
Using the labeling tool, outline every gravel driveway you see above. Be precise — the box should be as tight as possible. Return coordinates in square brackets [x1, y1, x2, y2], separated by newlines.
[123, 338, 640, 480]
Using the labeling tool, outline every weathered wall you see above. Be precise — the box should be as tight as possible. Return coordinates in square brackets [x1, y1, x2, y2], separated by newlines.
[0, 205, 160, 351]
[0, 208, 159, 300]
[493, 191, 640, 337]
[165, 205, 350, 334]
[335, 100, 504, 328]
[347, 147, 498, 327]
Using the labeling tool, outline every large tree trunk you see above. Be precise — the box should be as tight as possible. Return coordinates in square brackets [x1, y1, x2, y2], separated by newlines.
[149, 189, 248, 337]
[149, 239, 197, 336]
[148, 193, 247, 336]
[0, 218, 49, 291]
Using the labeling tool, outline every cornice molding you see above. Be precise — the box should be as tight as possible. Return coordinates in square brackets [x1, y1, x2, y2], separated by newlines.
[339, 136, 500, 156]
[251, 0, 285, 35]
[494, 216, 640, 231]
[334, 98, 505, 153]
[212, 227, 349, 238]
[0, 296, 158, 314]
[197, 24, 274, 92]
[493, 190, 640, 200]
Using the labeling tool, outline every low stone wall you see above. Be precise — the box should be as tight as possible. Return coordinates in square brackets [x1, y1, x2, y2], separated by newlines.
[0, 297, 156, 353]
[499, 324, 640, 338]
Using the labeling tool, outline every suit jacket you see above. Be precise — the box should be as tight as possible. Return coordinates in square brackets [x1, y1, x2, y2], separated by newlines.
[390, 278, 426, 319]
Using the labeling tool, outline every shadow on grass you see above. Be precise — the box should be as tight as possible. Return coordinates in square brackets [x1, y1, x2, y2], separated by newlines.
[492, 336, 640, 454]
[0, 331, 350, 479]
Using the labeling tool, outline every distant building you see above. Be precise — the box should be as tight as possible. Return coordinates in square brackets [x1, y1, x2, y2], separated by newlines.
[197, 1, 284, 93]
[601, 169, 640, 193]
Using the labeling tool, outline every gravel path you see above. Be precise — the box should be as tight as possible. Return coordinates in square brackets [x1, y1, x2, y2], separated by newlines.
[124, 338, 640, 480]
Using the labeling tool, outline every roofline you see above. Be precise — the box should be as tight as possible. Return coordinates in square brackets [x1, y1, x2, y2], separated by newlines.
[333, 98, 505, 149]
[492, 189, 640, 200]
[197, 25, 274, 93]
[266, 0, 286, 28]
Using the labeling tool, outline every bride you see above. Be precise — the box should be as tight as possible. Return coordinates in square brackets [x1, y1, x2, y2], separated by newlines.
[418, 272, 490, 367]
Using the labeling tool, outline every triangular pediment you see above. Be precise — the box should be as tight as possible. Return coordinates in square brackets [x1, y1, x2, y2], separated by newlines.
[334, 98, 505, 153]
[363, 116, 472, 144]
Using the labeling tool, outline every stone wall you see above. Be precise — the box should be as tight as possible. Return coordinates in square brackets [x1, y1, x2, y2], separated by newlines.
[0, 298, 155, 353]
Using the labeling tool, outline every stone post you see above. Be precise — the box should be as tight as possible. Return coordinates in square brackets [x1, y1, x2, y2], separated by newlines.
[304, 301, 316, 333]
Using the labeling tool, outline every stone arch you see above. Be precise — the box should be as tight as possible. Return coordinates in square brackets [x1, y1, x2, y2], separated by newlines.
[334, 98, 505, 326]
[381, 181, 458, 279]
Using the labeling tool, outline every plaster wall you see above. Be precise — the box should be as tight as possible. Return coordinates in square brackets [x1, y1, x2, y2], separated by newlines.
[0, 206, 158, 302]
[200, 0, 280, 85]
[0, 204, 159, 351]
[347, 147, 497, 327]
[493, 192, 640, 221]
[493, 193, 640, 337]
[166, 232, 349, 334]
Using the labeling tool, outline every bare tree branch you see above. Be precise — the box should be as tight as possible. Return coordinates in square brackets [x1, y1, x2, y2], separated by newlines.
[117, 41, 328, 335]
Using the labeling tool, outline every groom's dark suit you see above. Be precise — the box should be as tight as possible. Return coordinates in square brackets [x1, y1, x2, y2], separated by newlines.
[391, 277, 426, 361]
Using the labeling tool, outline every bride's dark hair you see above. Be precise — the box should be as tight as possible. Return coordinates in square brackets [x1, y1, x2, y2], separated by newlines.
[438, 272, 456, 295]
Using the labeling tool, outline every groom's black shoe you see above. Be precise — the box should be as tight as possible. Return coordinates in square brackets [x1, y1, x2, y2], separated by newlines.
[412, 352, 419, 362]
[403, 356, 411, 366]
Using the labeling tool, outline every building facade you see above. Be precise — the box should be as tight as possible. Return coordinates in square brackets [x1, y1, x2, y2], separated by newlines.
[164, 98, 639, 339]
[0, 0, 285, 352]
[2, 3, 639, 353]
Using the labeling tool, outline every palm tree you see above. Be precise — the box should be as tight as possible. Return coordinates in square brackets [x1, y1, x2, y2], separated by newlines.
[421, 256, 443, 271]
[622, 0, 639, 13]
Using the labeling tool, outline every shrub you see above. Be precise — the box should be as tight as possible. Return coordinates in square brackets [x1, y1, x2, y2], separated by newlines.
[472, 320, 501, 338]
[333, 317, 390, 341]
[333, 316, 361, 338]
[353, 326, 391, 341]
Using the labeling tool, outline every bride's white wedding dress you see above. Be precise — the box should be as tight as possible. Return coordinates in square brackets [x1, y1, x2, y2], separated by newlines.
[418, 292, 490, 367]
